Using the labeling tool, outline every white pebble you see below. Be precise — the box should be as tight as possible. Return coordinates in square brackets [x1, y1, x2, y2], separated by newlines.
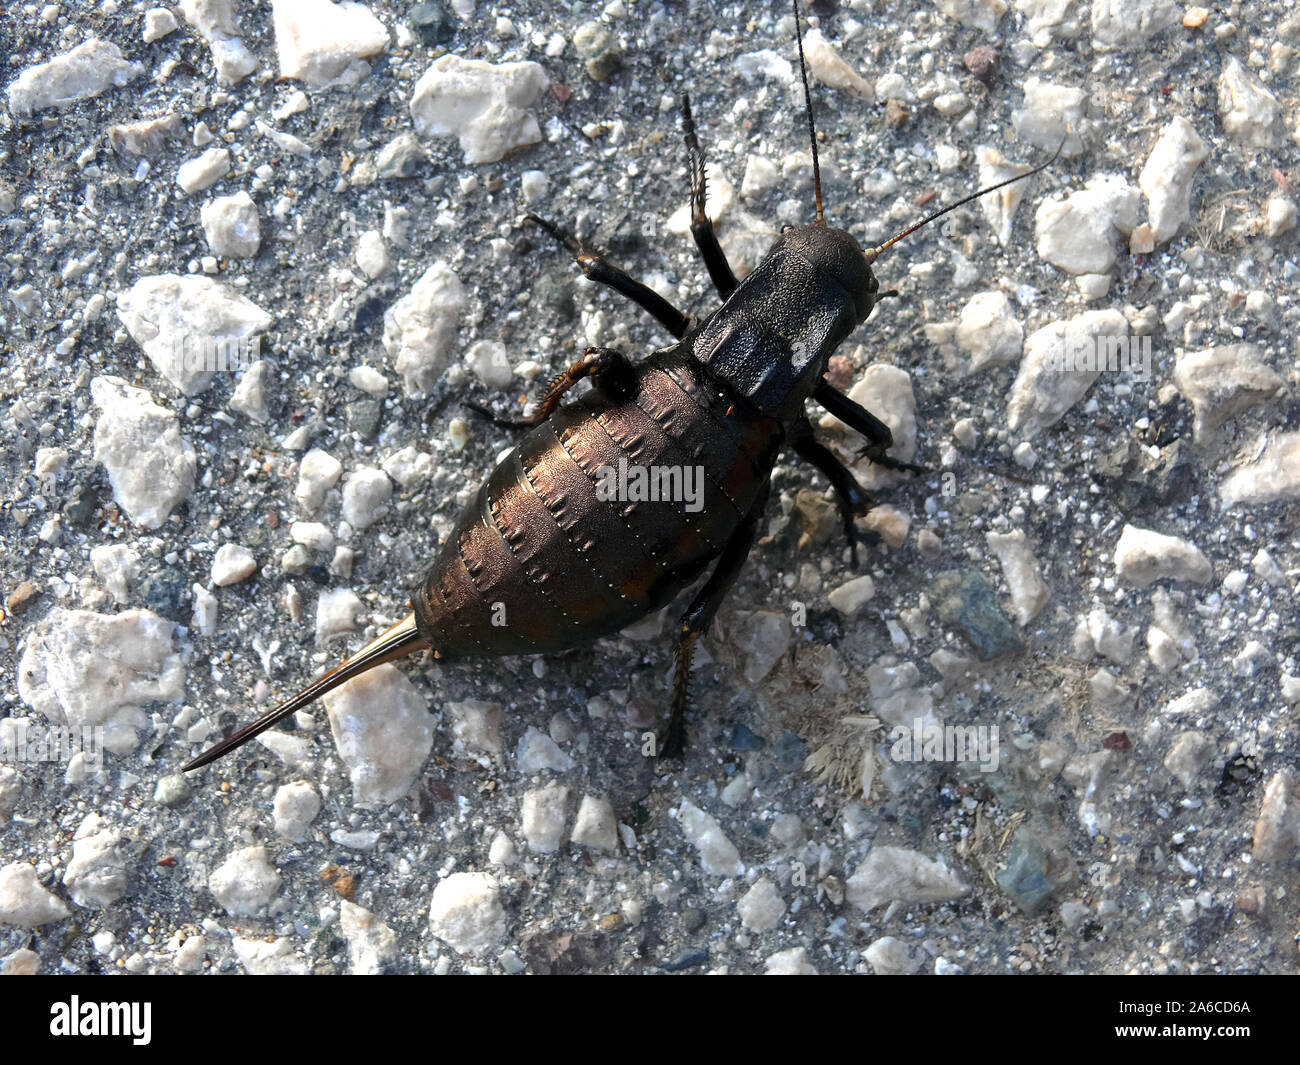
[211, 543, 257, 586]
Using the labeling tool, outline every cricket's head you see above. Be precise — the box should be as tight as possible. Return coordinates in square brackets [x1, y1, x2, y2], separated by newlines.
[776, 223, 881, 325]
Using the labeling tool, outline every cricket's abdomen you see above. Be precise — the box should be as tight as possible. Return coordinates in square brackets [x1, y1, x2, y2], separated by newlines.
[413, 346, 782, 657]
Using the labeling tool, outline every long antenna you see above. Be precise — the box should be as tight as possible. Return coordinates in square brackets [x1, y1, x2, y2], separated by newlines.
[791, 0, 824, 224]
[867, 139, 1064, 259]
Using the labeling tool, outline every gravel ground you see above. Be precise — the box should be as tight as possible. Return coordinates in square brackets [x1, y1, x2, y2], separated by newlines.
[1, 0, 1298, 976]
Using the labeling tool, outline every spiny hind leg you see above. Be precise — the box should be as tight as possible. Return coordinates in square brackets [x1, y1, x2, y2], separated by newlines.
[681, 94, 738, 300]
[660, 490, 766, 758]
[789, 418, 874, 568]
[813, 380, 928, 474]
[465, 346, 633, 429]
[524, 213, 689, 339]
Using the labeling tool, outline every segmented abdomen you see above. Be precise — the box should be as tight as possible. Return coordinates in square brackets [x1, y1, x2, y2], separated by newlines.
[413, 346, 781, 657]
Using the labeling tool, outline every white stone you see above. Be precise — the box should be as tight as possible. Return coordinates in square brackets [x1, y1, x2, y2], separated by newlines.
[230, 359, 271, 423]
[1164, 731, 1214, 789]
[846, 846, 968, 912]
[986, 530, 1051, 624]
[33, 447, 68, 479]
[488, 831, 516, 867]
[273, 780, 321, 839]
[936, 0, 1008, 33]
[676, 800, 742, 876]
[1085, 606, 1139, 665]
[176, 147, 231, 195]
[324, 663, 432, 807]
[975, 146, 1034, 246]
[735, 50, 793, 83]
[144, 8, 180, 42]
[1220, 432, 1300, 507]
[18, 607, 183, 754]
[446, 699, 503, 764]
[865, 935, 926, 974]
[339, 899, 398, 974]
[290, 522, 333, 552]
[1161, 687, 1218, 718]
[410, 54, 547, 163]
[64, 813, 128, 909]
[516, 726, 574, 774]
[827, 575, 875, 617]
[874, 72, 914, 103]
[209, 846, 281, 915]
[741, 155, 779, 200]
[1091, 0, 1178, 50]
[0, 864, 69, 928]
[1218, 57, 1280, 149]
[383, 204, 411, 245]
[1007, 310, 1129, 437]
[957, 290, 1023, 371]
[828, 365, 916, 489]
[737, 878, 786, 931]
[6, 39, 144, 118]
[296, 448, 343, 511]
[1, 949, 41, 975]
[90, 544, 139, 604]
[174, 935, 205, 972]
[381, 446, 433, 488]
[1252, 772, 1297, 862]
[1173, 344, 1284, 445]
[256, 730, 313, 769]
[116, 274, 271, 395]
[256, 119, 311, 158]
[466, 340, 512, 389]
[1015, 0, 1080, 46]
[1035, 174, 1139, 274]
[1114, 524, 1212, 586]
[232, 936, 310, 974]
[1075, 273, 1111, 300]
[315, 587, 363, 644]
[340, 467, 392, 529]
[1139, 117, 1207, 243]
[212, 543, 257, 586]
[521, 785, 569, 853]
[201, 191, 261, 258]
[192, 584, 217, 635]
[732, 610, 793, 685]
[382, 261, 465, 397]
[570, 795, 618, 853]
[1252, 548, 1287, 588]
[272, 0, 390, 88]
[428, 872, 506, 955]
[1012, 77, 1087, 156]
[802, 28, 872, 100]
[349, 365, 389, 397]
[91, 377, 196, 528]
[355, 230, 389, 279]
[0, 767, 20, 819]
[520, 169, 549, 203]
[178, 0, 259, 83]
[1264, 195, 1297, 238]
[764, 946, 818, 974]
